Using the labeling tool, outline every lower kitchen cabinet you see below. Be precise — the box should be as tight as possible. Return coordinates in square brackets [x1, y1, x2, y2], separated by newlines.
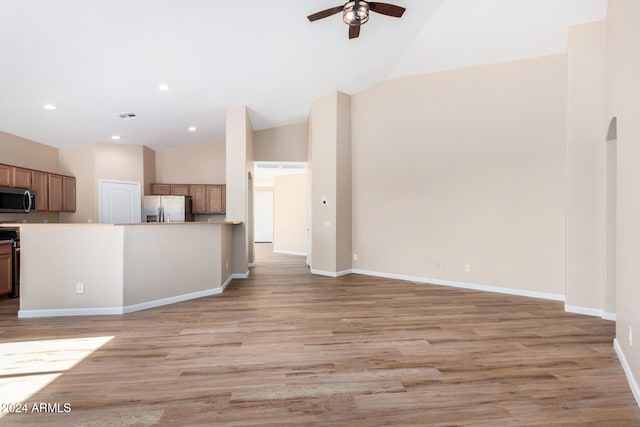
[0, 242, 12, 297]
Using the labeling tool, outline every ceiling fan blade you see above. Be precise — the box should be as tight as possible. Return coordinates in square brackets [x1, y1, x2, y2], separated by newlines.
[307, 6, 344, 22]
[349, 23, 361, 39]
[369, 2, 406, 18]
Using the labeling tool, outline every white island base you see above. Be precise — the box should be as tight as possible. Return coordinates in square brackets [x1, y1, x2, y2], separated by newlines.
[18, 222, 242, 318]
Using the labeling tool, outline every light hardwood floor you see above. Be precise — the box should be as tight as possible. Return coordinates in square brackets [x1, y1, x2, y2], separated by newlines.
[1, 244, 639, 426]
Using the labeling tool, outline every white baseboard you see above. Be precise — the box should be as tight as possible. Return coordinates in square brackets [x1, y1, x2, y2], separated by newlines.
[614, 338, 640, 408]
[231, 272, 249, 279]
[221, 275, 233, 290]
[311, 268, 353, 278]
[274, 250, 308, 257]
[123, 287, 224, 314]
[565, 305, 616, 321]
[351, 269, 565, 302]
[248, 262, 256, 268]
[18, 281, 237, 318]
[19, 307, 124, 318]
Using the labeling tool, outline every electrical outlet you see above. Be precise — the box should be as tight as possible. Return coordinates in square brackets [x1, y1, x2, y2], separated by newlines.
[465, 264, 471, 273]
[629, 326, 633, 346]
[76, 282, 84, 294]
[435, 263, 442, 270]
[353, 254, 358, 261]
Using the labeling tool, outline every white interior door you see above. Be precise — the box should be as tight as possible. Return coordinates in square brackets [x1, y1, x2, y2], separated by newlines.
[99, 180, 141, 224]
[254, 191, 273, 243]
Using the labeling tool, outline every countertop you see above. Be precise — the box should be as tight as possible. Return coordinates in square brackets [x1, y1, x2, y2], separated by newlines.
[0, 221, 242, 227]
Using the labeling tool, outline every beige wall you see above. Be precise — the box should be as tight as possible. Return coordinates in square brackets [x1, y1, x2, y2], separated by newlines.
[19, 223, 235, 315]
[566, 21, 607, 313]
[274, 173, 308, 255]
[0, 130, 58, 172]
[155, 141, 225, 185]
[0, 131, 60, 223]
[95, 143, 144, 184]
[309, 92, 352, 274]
[336, 93, 352, 272]
[310, 93, 338, 273]
[59, 144, 97, 223]
[254, 122, 308, 162]
[143, 146, 156, 195]
[226, 106, 254, 274]
[123, 224, 222, 306]
[20, 224, 124, 311]
[606, 0, 640, 399]
[351, 55, 567, 295]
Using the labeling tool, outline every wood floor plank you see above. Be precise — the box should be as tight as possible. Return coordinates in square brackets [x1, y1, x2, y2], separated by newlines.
[0, 243, 639, 426]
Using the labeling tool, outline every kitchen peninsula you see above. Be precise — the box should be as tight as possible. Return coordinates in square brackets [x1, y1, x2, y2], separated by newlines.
[16, 221, 241, 318]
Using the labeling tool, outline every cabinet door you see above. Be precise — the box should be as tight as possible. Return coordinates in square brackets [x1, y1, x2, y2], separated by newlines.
[150, 183, 171, 195]
[48, 174, 63, 212]
[0, 243, 12, 297]
[31, 170, 48, 211]
[171, 184, 190, 196]
[205, 185, 224, 214]
[63, 176, 76, 212]
[12, 167, 31, 189]
[0, 164, 10, 187]
[189, 185, 206, 214]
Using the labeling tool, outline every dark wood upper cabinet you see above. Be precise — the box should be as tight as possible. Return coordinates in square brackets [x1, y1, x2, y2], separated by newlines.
[189, 184, 206, 214]
[31, 170, 48, 211]
[48, 174, 63, 212]
[63, 176, 76, 212]
[0, 165, 10, 187]
[170, 184, 190, 196]
[150, 183, 171, 195]
[12, 167, 31, 189]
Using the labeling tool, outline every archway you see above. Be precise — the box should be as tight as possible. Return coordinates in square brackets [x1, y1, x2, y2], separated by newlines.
[248, 171, 255, 267]
[605, 117, 617, 318]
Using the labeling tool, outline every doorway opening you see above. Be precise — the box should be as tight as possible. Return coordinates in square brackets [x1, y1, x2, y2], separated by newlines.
[605, 117, 617, 318]
[253, 162, 308, 261]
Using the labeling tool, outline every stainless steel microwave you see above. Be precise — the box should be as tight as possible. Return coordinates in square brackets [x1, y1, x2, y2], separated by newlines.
[0, 186, 36, 213]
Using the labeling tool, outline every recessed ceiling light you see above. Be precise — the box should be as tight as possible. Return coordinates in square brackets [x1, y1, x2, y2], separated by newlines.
[158, 84, 170, 91]
[112, 135, 121, 140]
[43, 104, 57, 110]
[188, 126, 197, 132]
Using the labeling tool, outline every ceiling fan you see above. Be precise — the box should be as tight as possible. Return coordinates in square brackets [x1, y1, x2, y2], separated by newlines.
[308, 1, 406, 40]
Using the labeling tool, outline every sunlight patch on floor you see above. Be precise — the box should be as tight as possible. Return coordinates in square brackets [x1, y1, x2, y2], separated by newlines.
[0, 336, 114, 418]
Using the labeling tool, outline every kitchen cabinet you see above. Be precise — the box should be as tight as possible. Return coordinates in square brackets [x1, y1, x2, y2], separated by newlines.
[191, 184, 225, 214]
[12, 167, 31, 189]
[0, 165, 10, 187]
[205, 185, 225, 214]
[63, 176, 76, 212]
[189, 184, 206, 214]
[170, 184, 190, 196]
[48, 174, 63, 212]
[31, 170, 48, 211]
[0, 164, 32, 188]
[150, 183, 171, 195]
[0, 242, 12, 297]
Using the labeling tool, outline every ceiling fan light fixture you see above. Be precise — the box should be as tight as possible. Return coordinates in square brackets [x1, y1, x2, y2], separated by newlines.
[343, 1, 369, 26]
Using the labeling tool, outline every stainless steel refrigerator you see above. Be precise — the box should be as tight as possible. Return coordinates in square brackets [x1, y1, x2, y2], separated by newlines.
[142, 196, 194, 223]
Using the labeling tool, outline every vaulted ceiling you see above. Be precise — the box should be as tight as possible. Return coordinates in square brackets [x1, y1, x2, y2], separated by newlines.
[0, 0, 606, 149]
